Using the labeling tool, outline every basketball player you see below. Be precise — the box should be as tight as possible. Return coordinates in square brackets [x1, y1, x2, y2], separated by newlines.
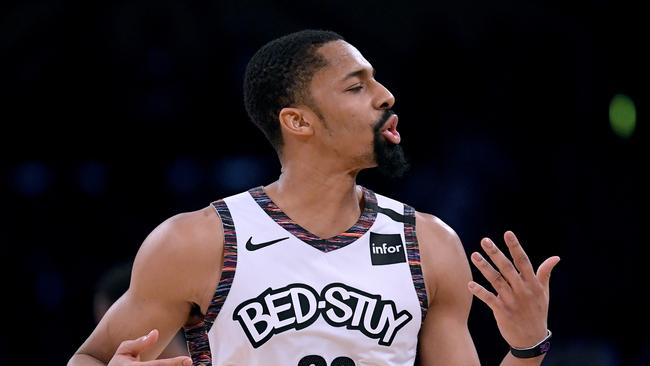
[69, 30, 559, 366]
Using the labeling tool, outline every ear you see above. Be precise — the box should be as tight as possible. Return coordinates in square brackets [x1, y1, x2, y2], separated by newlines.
[278, 107, 314, 137]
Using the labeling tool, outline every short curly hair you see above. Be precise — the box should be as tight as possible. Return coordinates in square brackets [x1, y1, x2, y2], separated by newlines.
[243, 30, 344, 153]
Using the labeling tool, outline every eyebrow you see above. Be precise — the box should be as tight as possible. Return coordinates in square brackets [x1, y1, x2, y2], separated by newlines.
[341, 67, 376, 82]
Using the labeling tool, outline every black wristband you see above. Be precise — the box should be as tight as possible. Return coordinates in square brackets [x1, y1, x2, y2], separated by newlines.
[510, 330, 552, 359]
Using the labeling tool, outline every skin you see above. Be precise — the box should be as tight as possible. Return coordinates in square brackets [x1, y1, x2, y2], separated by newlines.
[69, 40, 559, 366]
[94, 292, 189, 359]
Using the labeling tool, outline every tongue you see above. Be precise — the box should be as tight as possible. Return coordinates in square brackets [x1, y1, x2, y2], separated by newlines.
[382, 128, 401, 144]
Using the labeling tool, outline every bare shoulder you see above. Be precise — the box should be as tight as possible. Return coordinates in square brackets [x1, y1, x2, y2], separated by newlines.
[136, 206, 223, 266]
[132, 205, 224, 307]
[415, 211, 465, 259]
[415, 211, 471, 302]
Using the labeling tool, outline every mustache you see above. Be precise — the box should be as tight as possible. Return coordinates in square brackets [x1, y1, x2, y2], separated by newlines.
[372, 110, 395, 132]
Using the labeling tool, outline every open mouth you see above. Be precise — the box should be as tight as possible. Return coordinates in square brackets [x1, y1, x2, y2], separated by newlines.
[380, 114, 401, 144]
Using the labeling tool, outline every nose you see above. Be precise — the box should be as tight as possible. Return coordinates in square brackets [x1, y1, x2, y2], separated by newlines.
[374, 81, 395, 110]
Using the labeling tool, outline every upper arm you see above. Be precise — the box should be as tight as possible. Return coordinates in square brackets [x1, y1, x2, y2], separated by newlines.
[416, 212, 480, 366]
[74, 207, 224, 363]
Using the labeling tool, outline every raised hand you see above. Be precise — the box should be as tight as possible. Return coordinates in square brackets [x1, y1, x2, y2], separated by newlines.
[108, 329, 192, 366]
[468, 231, 560, 348]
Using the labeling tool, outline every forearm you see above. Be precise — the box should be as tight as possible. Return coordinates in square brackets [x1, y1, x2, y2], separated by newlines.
[67, 353, 107, 366]
[500, 352, 545, 366]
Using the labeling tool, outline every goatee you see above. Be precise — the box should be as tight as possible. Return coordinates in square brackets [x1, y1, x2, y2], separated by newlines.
[372, 110, 409, 178]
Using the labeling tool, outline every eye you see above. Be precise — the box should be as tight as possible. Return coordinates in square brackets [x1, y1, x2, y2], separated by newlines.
[347, 84, 364, 93]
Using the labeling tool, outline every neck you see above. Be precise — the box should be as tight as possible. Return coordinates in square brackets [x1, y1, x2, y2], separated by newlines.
[263, 159, 365, 239]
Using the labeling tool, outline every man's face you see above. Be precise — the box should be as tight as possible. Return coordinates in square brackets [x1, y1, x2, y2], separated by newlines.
[306, 41, 407, 177]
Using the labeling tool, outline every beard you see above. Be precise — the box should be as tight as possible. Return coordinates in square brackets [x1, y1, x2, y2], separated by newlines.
[372, 110, 409, 178]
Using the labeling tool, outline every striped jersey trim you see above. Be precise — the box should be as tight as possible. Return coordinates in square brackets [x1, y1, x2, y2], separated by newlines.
[184, 199, 238, 366]
[248, 186, 378, 253]
[404, 204, 428, 322]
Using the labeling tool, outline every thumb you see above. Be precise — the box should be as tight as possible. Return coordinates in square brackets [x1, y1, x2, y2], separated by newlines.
[115, 329, 159, 358]
[536, 256, 561, 290]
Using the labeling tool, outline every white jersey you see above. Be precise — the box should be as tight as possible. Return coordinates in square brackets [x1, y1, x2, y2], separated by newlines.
[184, 186, 428, 366]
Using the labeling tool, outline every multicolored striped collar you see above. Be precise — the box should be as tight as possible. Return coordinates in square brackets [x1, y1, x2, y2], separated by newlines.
[248, 186, 378, 253]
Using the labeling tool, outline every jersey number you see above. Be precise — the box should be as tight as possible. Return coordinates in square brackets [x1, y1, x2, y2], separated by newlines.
[298, 355, 356, 366]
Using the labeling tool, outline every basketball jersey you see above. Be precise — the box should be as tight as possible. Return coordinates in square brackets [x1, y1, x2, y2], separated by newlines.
[184, 186, 428, 366]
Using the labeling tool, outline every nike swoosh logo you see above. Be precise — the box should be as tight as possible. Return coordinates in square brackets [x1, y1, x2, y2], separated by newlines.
[246, 236, 290, 251]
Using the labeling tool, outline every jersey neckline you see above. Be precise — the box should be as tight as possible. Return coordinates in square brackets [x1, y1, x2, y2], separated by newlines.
[248, 185, 378, 253]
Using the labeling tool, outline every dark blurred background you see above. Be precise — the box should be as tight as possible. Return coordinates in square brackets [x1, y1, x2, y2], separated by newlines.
[1, 0, 646, 365]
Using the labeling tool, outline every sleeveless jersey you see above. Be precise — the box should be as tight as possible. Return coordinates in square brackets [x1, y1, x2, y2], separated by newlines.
[184, 186, 428, 366]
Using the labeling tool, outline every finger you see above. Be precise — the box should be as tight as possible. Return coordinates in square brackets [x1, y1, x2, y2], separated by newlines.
[468, 281, 498, 310]
[536, 256, 561, 291]
[503, 231, 535, 280]
[136, 356, 193, 366]
[481, 237, 521, 286]
[116, 329, 159, 357]
[471, 252, 511, 294]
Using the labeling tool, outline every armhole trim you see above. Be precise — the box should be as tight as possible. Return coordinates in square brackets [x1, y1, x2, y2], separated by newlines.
[183, 199, 238, 366]
[404, 204, 428, 323]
